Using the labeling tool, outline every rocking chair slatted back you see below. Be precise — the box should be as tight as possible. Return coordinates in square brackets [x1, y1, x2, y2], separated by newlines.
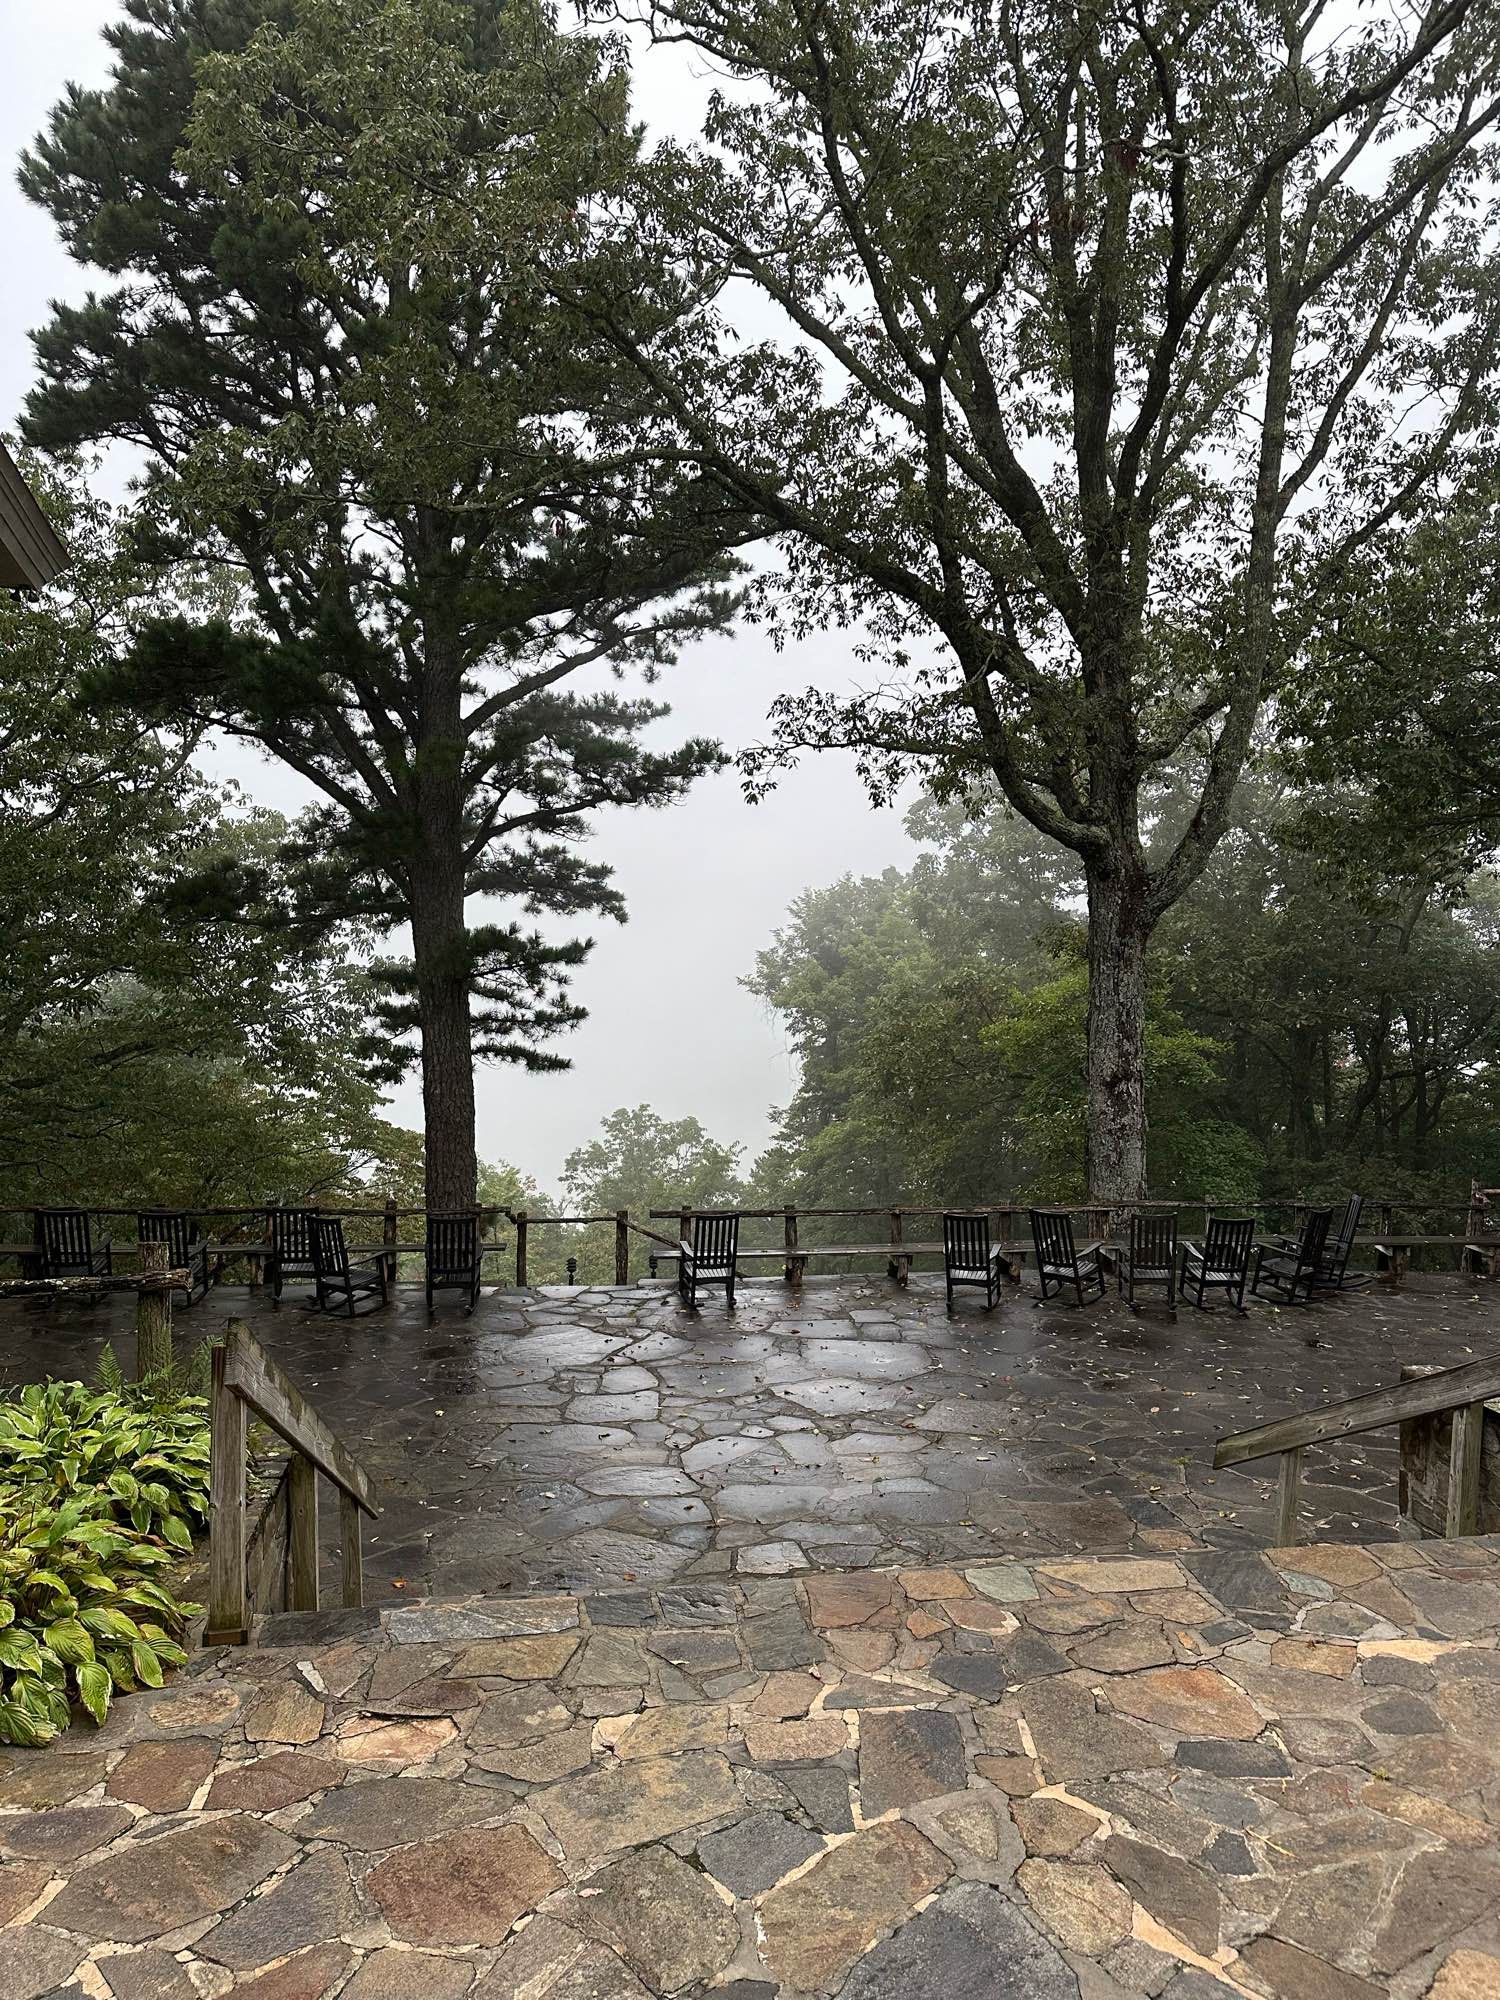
[34, 1208, 99, 1279]
[943, 1212, 991, 1274]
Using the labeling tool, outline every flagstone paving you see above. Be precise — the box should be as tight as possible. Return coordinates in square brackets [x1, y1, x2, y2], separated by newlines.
[2, 1541, 1499, 1998]
[0, 1274, 1492, 1603]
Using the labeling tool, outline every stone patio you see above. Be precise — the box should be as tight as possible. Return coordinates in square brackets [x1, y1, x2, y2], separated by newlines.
[0, 1274, 1492, 1600]
[2, 1541, 1499, 1999]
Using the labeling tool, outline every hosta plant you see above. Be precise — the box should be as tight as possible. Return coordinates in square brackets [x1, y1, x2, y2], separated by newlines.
[0, 1379, 210, 1553]
[0, 1491, 195, 1744]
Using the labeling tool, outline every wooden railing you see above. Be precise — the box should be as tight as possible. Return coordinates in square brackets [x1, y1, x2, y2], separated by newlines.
[208, 1319, 378, 1645]
[1214, 1352, 1500, 1544]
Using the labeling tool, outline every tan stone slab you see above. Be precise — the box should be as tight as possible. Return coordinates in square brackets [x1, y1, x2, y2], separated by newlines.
[1266, 1544, 1382, 1588]
[1106, 1666, 1265, 1740]
[898, 1567, 973, 1600]
[449, 1632, 581, 1680]
[333, 1717, 456, 1764]
[1018, 1857, 1133, 1953]
[613, 1704, 728, 1759]
[1429, 1950, 1500, 1999]
[1270, 1640, 1357, 1679]
[368, 1824, 563, 1946]
[106, 1737, 217, 1811]
[759, 1821, 951, 1990]
[1360, 1779, 1493, 1849]
[1010, 1796, 1100, 1857]
[536, 1752, 741, 1861]
[244, 1682, 326, 1746]
[805, 1572, 898, 1629]
[1039, 1560, 1186, 1594]
[749, 1671, 823, 1719]
[743, 1714, 849, 1763]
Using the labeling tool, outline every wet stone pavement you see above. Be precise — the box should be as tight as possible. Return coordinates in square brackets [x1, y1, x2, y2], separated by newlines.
[0, 1274, 1493, 1600]
[1, 1541, 1499, 1999]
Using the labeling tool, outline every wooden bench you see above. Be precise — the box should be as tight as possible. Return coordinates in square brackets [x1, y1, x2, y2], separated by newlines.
[649, 1240, 1027, 1289]
[1367, 1236, 1500, 1285]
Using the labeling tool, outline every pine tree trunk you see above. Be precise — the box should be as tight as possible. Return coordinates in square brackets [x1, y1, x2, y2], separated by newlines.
[411, 883, 477, 1213]
[1084, 867, 1150, 1204]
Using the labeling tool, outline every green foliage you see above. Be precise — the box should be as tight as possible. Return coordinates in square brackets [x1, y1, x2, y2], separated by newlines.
[745, 781, 1500, 1205]
[0, 452, 424, 1217]
[0, 1380, 207, 1739]
[0, 1380, 211, 1555]
[0, 1492, 194, 1744]
[554, 1107, 745, 1281]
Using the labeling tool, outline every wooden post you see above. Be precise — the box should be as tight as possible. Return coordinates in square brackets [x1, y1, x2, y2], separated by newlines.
[515, 1211, 528, 1287]
[784, 1206, 799, 1286]
[288, 1455, 319, 1613]
[383, 1195, 398, 1261]
[340, 1489, 363, 1608]
[1447, 1400, 1486, 1537]
[615, 1210, 630, 1286]
[1275, 1446, 1303, 1546]
[134, 1240, 173, 1382]
[889, 1208, 906, 1287]
[207, 1343, 248, 1645]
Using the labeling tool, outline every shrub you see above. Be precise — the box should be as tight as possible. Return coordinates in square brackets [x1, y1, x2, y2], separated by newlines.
[0, 1377, 207, 1743]
[0, 1379, 210, 1553]
[0, 1493, 194, 1744]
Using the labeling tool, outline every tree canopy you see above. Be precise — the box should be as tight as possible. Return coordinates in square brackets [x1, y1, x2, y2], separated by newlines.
[22, 0, 746, 1208]
[579, 0, 1500, 1199]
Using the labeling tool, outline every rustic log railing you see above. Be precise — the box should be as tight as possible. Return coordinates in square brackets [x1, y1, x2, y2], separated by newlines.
[208, 1318, 378, 1645]
[1214, 1353, 1500, 1544]
[0, 1250, 189, 1379]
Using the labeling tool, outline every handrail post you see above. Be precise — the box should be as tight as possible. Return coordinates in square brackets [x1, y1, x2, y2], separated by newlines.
[340, 1490, 363, 1608]
[515, 1210, 528, 1287]
[135, 1239, 173, 1382]
[383, 1196, 398, 1260]
[288, 1454, 319, 1613]
[784, 1206, 799, 1285]
[1275, 1446, 1302, 1545]
[208, 1343, 248, 1645]
[615, 1209, 630, 1286]
[1448, 1401, 1486, 1537]
[889, 1208, 905, 1287]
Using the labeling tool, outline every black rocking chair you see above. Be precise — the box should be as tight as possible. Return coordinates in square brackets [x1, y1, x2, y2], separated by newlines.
[268, 1206, 318, 1303]
[137, 1209, 211, 1307]
[1280, 1193, 1369, 1292]
[1030, 1209, 1106, 1307]
[425, 1210, 500, 1315]
[679, 1212, 740, 1310]
[34, 1208, 112, 1281]
[943, 1212, 1008, 1312]
[310, 1215, 393, 1317]
[1119, 1211, 1178, 1312]
[1252, 1207, 1333, 1306]
[1179, 1217, 1255, 1314]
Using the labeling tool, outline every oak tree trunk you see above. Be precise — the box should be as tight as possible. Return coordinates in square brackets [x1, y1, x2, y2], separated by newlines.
[1084, 867, 1150, 1204]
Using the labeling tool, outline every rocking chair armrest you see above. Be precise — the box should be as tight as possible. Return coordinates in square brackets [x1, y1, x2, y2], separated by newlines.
[1077, 1239, 1103, 1258]
[679, 1238, 694, 1261]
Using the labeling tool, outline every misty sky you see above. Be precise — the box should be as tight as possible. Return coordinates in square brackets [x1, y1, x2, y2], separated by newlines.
[1, 2, 924, 1195]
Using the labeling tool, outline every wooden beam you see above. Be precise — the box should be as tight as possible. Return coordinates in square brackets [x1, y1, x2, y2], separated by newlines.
[288, 1456, 319, 1612]
[207, 1344, 248, 1645]
[135, 1240, 173, 1380]
[1275, 1447, 1303, 1545]
[221, 1321, 379, 1516]
[1215, 1352, 1500, 1468]
[1447, 1401, 1486, 1537]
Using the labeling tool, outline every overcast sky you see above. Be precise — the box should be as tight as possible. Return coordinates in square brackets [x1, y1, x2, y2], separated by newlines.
[1, 2, 923, 1195]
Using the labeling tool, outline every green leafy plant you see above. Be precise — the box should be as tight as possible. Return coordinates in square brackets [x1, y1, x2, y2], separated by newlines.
[0, 1380, 210, 1553]
[0, 1491, 194, 1744]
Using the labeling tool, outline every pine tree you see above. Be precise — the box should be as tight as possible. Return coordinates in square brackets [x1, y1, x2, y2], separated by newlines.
[22, 0, 745, 1207]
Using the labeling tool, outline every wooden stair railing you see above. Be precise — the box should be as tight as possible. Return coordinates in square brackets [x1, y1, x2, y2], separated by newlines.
[208, 1319, 379, 1645]
[1214, 1352, 1500, 1545]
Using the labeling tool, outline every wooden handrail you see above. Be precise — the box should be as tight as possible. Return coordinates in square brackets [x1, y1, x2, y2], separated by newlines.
[1214, 1352, 1500, 1546]
[208, 1319, 378, 1645]
[1214, 1353, 1500, 1466]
